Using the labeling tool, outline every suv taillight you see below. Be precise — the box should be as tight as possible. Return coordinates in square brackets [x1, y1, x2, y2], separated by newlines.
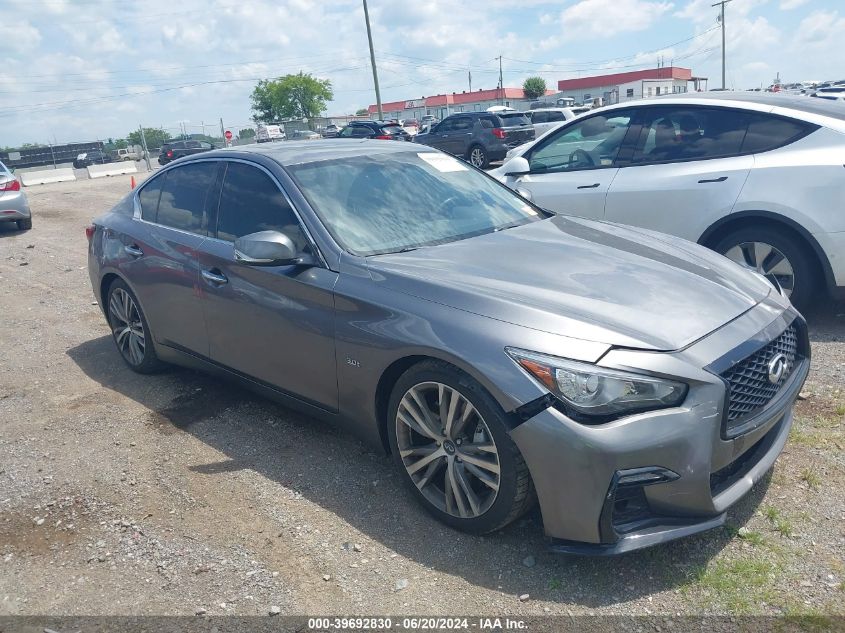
[85, 224, 95, 242]
[374, 134, 392, 140]
[0, 179, 20, 192]
[167, 150, 173, 158]
[492, 128, 506, 139]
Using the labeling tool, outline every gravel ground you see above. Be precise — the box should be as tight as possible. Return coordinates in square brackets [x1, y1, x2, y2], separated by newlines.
[0, 175, 843, 618]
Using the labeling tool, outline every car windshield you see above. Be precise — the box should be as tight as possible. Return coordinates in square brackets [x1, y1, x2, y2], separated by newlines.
[287, 151, 545, 256]
[499, 113, 531, 127]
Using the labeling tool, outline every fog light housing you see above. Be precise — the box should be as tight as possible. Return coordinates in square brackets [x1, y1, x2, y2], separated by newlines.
[599, 467, 680, 542]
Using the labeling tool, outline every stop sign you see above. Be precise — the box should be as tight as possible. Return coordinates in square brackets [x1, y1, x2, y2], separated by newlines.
[224, 130, 233, 140]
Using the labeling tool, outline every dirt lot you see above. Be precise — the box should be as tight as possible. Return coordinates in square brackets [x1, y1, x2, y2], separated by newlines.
[1, 175, 843, 619]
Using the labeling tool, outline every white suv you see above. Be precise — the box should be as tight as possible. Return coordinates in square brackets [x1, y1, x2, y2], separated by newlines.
[491, 93, 845, 309]
[527, 106, 591, 136]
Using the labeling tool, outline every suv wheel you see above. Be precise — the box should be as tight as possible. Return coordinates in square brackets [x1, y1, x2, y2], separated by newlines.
[387, 360, 534, 534]
[467, 145, 489, 169]
[713, 226, 817, 310]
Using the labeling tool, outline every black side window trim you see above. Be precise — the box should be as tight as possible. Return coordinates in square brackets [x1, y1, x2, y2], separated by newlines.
[619, 105, 820, 168]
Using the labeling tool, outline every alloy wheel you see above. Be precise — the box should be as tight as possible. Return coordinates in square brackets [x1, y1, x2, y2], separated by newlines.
[395, 381, 500, 519]
[109, 288, 146, 366]
[723, 241, 795, 297]
[469, 148, 486, 168]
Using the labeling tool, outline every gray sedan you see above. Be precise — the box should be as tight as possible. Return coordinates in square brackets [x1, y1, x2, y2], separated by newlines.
[86, 141, 808, 554]
[0, 160, 32, 230]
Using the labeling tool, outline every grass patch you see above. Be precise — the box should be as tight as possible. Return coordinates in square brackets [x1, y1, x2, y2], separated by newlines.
[694, 558, 778, 613]
[800, 468, 821, 491]
[547, 578, 562, 591]
[835, 404, 845, 417]
[738, 530, 766, 546]
[763, 506, 794, 538]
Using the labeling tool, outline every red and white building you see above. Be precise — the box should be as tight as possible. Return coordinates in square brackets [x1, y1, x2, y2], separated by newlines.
[554, 67, 708, 106]
[367, 87, 556, 121]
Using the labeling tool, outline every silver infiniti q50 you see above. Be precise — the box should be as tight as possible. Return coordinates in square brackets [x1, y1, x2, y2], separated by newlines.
[86, 141, 809, 554]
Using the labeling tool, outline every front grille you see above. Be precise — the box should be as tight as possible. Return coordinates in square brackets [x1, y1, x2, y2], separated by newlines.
[721, 324, 798, 432]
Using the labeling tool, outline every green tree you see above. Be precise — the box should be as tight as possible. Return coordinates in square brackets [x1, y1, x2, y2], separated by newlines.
[250, 72, 333, 123]
[522, 76, 547, 100]
[355, 108, 370, 116]
[128, 127, 171, 149]
[238, 127, 256, 139]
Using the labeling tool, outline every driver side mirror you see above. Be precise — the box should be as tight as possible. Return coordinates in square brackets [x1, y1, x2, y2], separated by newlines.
[234, 230, 313, 266]
[503, 155, 531, 177]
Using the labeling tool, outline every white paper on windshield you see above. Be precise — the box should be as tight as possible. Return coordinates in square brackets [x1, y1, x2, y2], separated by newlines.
[418, 152, 467, 172]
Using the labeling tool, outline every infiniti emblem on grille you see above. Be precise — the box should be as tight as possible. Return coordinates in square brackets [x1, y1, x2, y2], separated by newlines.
[767, 353, 788, 385]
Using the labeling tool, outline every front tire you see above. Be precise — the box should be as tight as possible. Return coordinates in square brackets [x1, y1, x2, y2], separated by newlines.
[387, 360, 534, 534]
[106, 279, 164, 374]
[713, 226, 817, 310]
[467, 145, 489, 169]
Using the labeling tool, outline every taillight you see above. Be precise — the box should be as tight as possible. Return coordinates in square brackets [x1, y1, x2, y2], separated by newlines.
[0, 179, 21, 192]
[374, 134, 392, 140]
[85, 224, 95, 242]
[492, 128, 506, 139]
[167, 150, 173, 158]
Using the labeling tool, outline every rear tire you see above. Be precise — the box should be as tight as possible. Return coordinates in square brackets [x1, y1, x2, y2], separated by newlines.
[712, 225, 818, 311]
[387, 359, 535, 534]
[17, 218, 32, 231]
[467, 145, 489, 169]
[106, 278, 165, 374]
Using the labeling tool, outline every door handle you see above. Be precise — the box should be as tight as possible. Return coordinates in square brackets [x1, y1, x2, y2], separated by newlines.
[124, 244, 143, 257]
[577, 183, 601, 189]
[698, 176, 728, 183]
[201, 269, 228, 285]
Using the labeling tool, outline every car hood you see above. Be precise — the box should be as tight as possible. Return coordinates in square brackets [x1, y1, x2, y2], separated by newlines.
[366, 215, 772, 351]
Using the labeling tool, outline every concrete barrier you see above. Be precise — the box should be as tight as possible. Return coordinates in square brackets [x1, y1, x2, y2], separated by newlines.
[87, 163, 138, 179]
[19, 168, 76, 186]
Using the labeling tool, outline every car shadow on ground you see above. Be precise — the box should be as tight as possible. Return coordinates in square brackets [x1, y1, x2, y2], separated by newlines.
[0, 223, 28, 237]
[66, 334, 783, 608]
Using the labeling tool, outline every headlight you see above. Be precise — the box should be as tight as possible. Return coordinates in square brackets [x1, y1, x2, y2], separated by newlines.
[506, 348, 688, 421]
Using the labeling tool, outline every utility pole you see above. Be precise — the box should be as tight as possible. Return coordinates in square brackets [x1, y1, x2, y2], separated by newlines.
[138, 125, 151, 171]
[219, 118, 226, 145]
[362, 0, 383, 120]
[712, 0, 732, 90]
[468, 69, 472, 94]
[497, 55, 503, 105]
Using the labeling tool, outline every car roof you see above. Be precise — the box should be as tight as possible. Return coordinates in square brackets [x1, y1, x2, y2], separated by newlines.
[599, 91, 845, 129]
[193, 139, 439, 167]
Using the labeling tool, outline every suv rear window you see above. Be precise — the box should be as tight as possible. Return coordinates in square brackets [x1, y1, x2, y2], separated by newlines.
[380, 125, 404, 134]
[498, 113, 531, 127]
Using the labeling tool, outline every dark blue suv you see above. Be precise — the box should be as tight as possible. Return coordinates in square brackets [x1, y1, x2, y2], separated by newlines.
[414, 111, 534, 168]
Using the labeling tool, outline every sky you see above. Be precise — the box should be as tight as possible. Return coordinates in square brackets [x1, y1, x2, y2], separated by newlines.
[1, 0, 843, 147]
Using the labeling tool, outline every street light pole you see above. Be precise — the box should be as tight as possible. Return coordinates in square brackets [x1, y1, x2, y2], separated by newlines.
[712, 0, 732, 90]
[362, 0, 383, 120]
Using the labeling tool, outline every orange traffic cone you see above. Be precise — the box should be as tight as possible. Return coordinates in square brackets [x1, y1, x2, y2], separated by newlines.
[130, 176, 136, 189]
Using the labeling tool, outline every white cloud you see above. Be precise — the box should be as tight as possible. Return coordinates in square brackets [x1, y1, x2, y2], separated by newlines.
[794, 10, 845, 46]
[559, 0, 674, 39]
[0, 20, 41, 51]
[779, 0, 808, 9]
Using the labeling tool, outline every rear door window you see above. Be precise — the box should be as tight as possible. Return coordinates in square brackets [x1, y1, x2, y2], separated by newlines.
[631, 107, 750, 164]
[741, 114, 817, 153]
[547, 111, 566, 122]
[156, 161, 217, 234]
[380, 125, 404, 135]
[532, 112, 548, 124]
[216, 162, 308, 251]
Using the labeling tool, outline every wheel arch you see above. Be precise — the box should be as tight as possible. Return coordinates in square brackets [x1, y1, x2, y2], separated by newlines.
[373, 353, 524, 455]
[699, 211, 835, 292]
